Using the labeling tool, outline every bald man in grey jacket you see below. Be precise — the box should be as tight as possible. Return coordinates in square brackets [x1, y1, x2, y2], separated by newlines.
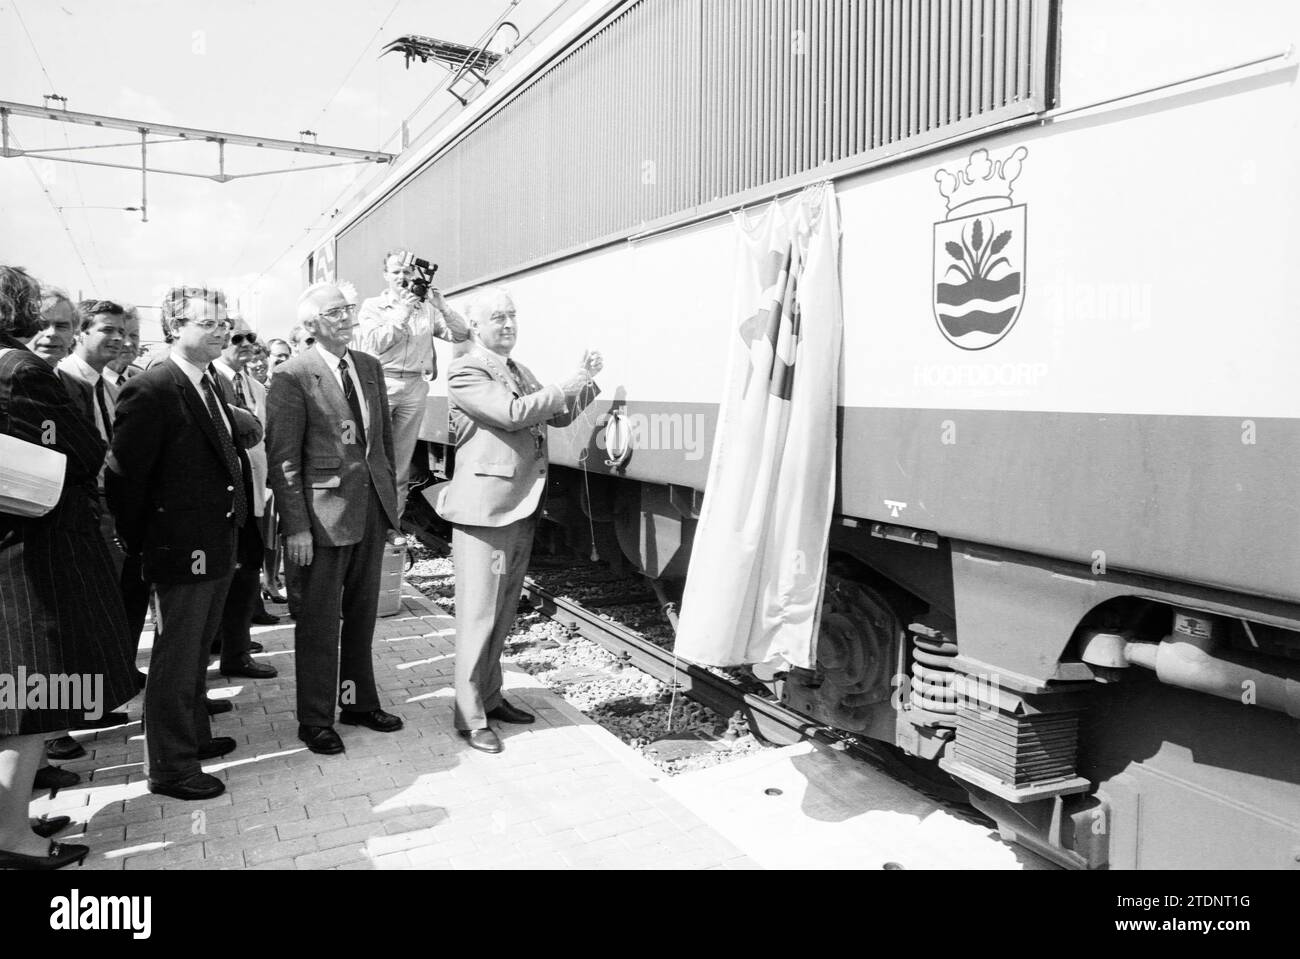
[429, 287, 601, 754]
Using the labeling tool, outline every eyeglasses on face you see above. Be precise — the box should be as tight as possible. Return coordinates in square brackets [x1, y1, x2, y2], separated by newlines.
[230, 332, 257, 345]
[318, 304, 357, 321]
[189, 318, 232, 332]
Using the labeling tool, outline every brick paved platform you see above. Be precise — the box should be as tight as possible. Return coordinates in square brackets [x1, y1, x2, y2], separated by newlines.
[29, 586, 755, 870]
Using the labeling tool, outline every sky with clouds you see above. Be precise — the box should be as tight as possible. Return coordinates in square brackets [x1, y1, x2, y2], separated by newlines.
[0, 0, 566, 341]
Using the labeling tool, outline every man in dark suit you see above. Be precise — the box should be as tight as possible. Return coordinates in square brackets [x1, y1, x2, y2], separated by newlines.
[54, 299, 138, 730]
[57, 301, 128, 571]
[106, 287, 262, 801]
[266, 282, 403, 755]
[428, 286, 601, 753]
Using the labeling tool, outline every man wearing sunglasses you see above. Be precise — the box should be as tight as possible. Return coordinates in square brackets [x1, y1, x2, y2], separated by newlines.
[355, 250, 470, 525]
[212, 319, 283, 665]
[266, 283, 403, 756]
[106, 287, 265, 801]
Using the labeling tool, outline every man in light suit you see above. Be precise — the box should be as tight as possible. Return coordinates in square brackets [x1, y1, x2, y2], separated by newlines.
[211, 318, 280, 675]
[266, 283, 404, 756]
[430, 287, 601, 753]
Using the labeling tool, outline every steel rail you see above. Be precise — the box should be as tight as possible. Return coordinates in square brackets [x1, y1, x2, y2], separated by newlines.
[522, 577, 811, 746]
[402, 517, 975, 807]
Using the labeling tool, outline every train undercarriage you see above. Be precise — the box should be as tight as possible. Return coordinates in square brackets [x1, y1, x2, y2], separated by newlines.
[415, 443, 1300, 870]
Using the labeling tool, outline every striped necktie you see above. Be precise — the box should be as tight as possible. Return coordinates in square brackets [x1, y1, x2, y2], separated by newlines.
[338, 356, 367, 447]
[231, 371, 248, 409]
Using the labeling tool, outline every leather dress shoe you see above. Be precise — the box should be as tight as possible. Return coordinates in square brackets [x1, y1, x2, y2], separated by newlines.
[298, 725, 345, 755]
[0, 841, 89, 870]
[261, 585, 288, 604]
[33, 766, 80, 793]
[459, 728, 503, 754]
[486, 700, 535, 725]
[251, 612, 279, 625]
[248, 640, 265, 652]
[220, 654, 277, 679]
[198, 736, 237, 761]
[46, 735, 86, 761]
[338, 709, 403, 733]
[148, 772, 225, 801]
[205, 698, 233, 716]
[32, 815, 72, 839]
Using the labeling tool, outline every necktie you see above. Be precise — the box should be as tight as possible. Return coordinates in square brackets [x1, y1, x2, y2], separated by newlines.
[338, 356, 367, 448]
[93, 377, 114, 444]
[231, 371, 248, 409]
[200, 374, 247, 527]
[505, 358, 522, 389]
[505, 359, 544, 459]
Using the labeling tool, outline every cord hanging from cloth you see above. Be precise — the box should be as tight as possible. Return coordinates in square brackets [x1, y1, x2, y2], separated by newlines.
[573, 393, 601, 563]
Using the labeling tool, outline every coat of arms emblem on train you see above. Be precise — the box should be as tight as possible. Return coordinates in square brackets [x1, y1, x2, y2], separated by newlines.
[933, 146, 1028, 350]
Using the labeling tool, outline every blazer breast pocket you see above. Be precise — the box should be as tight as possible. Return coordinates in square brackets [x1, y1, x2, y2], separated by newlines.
[308, 455, 343, 488]
[472, 461, 517, 478]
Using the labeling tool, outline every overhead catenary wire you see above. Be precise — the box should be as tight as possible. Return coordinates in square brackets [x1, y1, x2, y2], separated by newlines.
[11, 0, 105, 291]
[8, 127, 98, 293]
[226, 0, 407, 280]
[246, 0, 524, 293]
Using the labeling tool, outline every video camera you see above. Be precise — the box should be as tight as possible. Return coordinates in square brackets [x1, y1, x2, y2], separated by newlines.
[397, 253, 439, 302]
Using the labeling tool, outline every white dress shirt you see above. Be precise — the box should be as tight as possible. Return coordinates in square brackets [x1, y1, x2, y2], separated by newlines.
[315, 342, 370, 435]
[57, 352, 113, 442]
[169, 352, 236, 438]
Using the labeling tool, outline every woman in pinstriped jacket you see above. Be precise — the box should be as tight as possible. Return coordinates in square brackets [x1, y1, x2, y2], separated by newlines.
[0, 265, 136, 869]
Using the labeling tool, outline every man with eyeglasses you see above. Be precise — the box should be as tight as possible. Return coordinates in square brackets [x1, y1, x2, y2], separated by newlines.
[106, 286, 264, 801]
[428, 287, 601, 754]
[266, 282, 403, 756]
[354, 250, 470, 526]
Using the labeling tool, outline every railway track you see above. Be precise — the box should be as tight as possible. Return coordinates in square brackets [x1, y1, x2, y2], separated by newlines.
[401, 515, 981, 812]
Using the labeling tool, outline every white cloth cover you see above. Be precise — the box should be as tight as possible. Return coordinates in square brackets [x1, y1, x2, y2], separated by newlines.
[674, 182, 844, 670]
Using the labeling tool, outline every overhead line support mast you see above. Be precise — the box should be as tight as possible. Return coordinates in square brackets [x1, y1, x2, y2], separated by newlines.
[0, 98, 395, 222]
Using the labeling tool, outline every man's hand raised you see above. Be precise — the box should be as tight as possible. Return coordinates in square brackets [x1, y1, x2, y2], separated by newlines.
[560, 350, 602, 398]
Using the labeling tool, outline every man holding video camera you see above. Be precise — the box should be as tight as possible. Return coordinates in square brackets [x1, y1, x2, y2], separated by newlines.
[354, 250, 470, 523]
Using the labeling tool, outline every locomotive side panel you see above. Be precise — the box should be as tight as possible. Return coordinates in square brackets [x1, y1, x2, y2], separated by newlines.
[322, 0, 1300, 867]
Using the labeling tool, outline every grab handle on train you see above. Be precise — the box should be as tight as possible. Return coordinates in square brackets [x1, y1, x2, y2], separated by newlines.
[599, 408, 634, 470]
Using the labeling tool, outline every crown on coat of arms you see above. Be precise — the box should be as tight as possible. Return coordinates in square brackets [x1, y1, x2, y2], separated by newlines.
[935, 146, 1028, 218]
